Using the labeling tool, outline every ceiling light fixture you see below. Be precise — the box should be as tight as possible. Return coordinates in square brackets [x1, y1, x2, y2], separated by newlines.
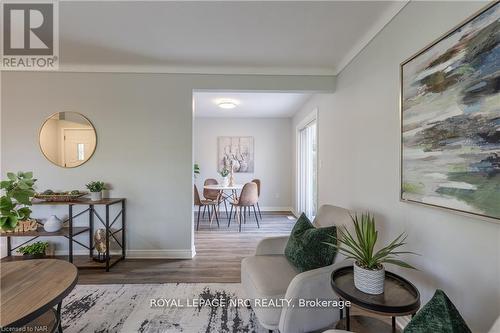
[216, 99, 239, 109]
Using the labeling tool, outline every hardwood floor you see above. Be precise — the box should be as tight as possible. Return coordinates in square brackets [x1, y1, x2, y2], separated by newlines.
[77, 211, 295, 284]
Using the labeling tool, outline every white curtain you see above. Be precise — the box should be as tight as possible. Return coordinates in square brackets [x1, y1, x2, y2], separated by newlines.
[298, 120, 317, 219]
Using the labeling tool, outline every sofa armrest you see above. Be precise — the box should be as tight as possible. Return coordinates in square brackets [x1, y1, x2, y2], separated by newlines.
[279, 261, 353, 333]
[255, 236, 289, 255]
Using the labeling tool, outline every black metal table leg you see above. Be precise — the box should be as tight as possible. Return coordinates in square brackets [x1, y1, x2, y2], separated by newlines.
[121, 200, 126, 259]
[7, 236, 11, 256]
[55, 301, 63, 333]
[346, 306, 350, 331]
[392, 316, 396, 332]
[89, 204, 94, 258]
[105, 204, 110, 272]
[68, 205, 73, 263]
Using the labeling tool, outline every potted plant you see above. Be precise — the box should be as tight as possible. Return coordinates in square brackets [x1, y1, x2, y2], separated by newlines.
[86, 181, 106, 201]
[219, 168, 230, 186]
[194, 163, 200, 179]
[0, 172, 37, 232]
[18, 241, 49, 259]
[325, 213, 417, 295]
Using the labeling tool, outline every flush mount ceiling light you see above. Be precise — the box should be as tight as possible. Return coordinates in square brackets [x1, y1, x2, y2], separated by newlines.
[216, 99, 239, 109]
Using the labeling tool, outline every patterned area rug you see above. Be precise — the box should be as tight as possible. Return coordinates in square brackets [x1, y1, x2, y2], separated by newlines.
[62, 284, 266, 333]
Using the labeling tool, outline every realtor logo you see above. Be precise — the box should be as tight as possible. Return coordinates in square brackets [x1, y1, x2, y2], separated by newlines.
[1, 1, 59, 70]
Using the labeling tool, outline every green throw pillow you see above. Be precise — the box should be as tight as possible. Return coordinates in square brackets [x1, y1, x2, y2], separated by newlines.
[284, 213, 337, 272]
[404, 289, 471, 333]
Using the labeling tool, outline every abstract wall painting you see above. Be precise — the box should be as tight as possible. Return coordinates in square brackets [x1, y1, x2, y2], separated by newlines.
[218, 136, 254, 173]
[401, 3, 500, 221]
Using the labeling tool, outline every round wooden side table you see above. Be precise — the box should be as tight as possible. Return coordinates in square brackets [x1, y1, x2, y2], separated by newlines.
[331, 266, 420, 333]
[1, 259, 78, 332]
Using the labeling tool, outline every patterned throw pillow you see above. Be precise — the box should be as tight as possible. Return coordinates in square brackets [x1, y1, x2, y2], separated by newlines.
[284, 213, 337, 272]
[404, 289, 472, 333]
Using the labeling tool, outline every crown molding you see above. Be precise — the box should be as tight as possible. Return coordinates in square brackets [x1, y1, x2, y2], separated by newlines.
[336, 0, 410, 75]
[54, 64, 336, 76]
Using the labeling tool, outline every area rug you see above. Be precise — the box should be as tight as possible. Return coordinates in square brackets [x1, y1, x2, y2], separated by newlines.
[61, 283, 266, 333]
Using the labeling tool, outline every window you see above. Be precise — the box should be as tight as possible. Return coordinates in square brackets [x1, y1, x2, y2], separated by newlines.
[297, 118, 317, 219]
[77, 143, 85, 161]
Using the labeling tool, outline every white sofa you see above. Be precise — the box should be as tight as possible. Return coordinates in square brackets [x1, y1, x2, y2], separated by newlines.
[241, 205, 352, 333]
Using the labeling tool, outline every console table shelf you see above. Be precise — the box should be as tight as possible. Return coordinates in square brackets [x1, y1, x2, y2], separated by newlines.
[1, 227, 90, 237]
[1, 198, 126, 272]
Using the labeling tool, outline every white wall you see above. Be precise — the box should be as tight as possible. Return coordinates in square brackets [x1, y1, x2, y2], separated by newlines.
[301, 2, 499, 332]
[1, 71, 334, 258]
[194, 117, 292, 210]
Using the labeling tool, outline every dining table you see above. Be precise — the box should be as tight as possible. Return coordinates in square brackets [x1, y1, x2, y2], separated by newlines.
[203, 183, 244, 223]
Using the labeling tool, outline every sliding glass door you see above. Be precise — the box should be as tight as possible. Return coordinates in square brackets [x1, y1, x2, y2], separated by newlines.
[297, 119, 317, 219]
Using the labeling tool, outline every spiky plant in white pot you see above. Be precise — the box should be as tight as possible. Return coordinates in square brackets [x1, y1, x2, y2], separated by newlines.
[325, 213, 417, 294]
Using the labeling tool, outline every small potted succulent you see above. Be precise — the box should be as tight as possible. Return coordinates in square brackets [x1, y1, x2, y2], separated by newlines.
[18, 241, 49, 259]
[0, 172, 37, 232]
[219, 168, 230, 187]
[86, 181, 106, 201]
[193, 163, 200, 179]
[325, 213, 417, 295]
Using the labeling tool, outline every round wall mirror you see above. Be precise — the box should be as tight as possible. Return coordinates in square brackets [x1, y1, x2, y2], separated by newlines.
[39, 112, 97, 168]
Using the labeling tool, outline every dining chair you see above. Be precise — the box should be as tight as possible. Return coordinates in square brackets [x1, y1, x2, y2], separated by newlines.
[194, 184, 219, 230]
[228, 182, 259, 232]
[251, 179, 262, 220]
[203, 178, 220, 218]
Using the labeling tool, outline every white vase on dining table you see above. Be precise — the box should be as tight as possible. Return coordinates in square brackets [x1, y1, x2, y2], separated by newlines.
[221, 177, 229, 187]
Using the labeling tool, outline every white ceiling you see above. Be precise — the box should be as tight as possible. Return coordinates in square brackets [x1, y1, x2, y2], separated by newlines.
[59, 1, 407, 74]
[194, 92, 311, 118]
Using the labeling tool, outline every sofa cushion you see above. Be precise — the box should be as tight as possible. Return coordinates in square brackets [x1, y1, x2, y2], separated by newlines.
[241, 255, 299, 296]
[404, 289, 471, 333]
[285, 213, 337, 272]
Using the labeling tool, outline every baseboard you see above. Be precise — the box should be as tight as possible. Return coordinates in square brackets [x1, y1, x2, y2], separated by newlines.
[48, 249, 196, 259]
[126, 249, 195, 259]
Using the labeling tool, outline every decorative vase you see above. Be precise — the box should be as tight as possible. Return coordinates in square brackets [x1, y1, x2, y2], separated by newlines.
[93, 229, 108, 262]
[44, 215, 63, 232]
[221, 177, 229, 187]
[353, 261, 385, 295]
[90, 191, 102, 201]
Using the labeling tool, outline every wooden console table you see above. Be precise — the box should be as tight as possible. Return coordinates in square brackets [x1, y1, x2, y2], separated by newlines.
[1, 198, 126, 272]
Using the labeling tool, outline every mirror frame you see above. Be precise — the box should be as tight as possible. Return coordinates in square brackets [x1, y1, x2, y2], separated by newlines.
[38, 112, 98, 168]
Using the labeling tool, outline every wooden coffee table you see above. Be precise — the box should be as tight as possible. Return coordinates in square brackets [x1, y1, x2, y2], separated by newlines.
[1, 259, 78, 332]
[331, 266, 420, 333]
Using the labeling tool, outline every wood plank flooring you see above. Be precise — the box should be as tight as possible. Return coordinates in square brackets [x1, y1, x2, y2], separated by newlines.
[77, 211, 295, 284]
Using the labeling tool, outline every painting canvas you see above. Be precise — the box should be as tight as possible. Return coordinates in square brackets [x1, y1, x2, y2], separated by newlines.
[218, 136, 254, 173]
[401, 3, 500, 221]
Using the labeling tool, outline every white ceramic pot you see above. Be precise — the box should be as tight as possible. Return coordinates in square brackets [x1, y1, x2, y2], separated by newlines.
[353, 261, 385, 294]
[90, 191, 102, 201]
[221, 177, 229, 187]
[44, 215, 63, 232]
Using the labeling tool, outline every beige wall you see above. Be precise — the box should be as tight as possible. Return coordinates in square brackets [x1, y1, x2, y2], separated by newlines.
[1, 72, 334, 258]
[194, 117, 293, 210]
[300, 2, 499, 332]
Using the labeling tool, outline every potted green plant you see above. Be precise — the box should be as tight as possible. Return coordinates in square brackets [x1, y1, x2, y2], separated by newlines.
[18, 241, 49, 259]
[325, 213, 417, 295]
[86, 181, 106, 201]
[219, 168, 230, 186]
[194, 163, 200, 179]
[0, 172, 37, 231]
